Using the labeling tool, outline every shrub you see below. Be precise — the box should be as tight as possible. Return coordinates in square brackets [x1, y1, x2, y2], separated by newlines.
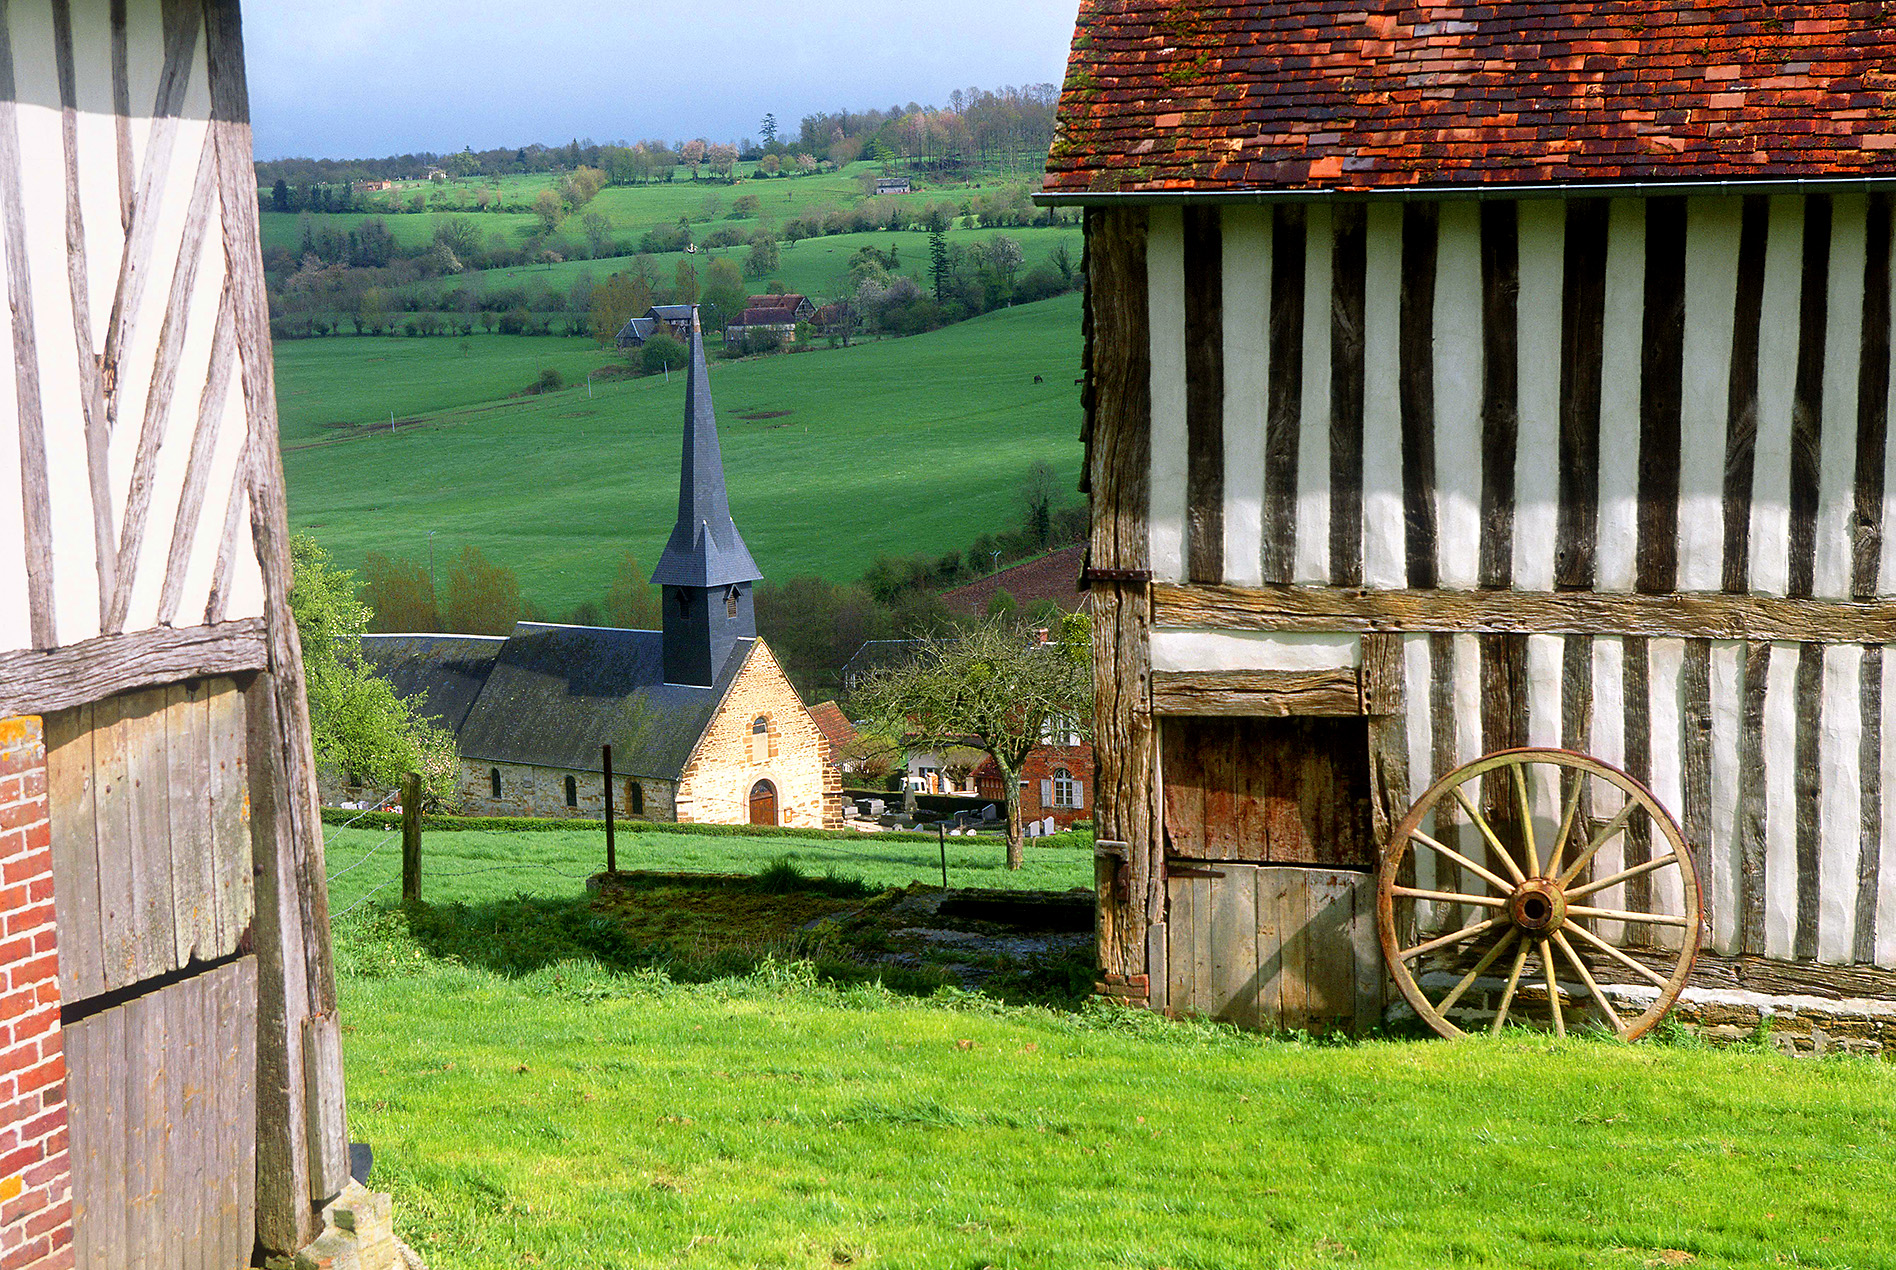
[640, 331, 687, 375]
[527, 367, 564, 394]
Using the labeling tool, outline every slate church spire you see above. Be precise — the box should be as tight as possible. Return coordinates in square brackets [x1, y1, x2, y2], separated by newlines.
[651, 308, 762, 686]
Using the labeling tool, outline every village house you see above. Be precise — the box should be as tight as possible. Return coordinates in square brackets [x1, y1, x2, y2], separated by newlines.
[875, 176, 912, 195]
[1046, 0, 1896, 1043]
[0, 0, 395, 1263]
[366, 313, 841, 829]
[976, 718, 1092, 829]
[617, 302, 698, 348]
[724, 292, 818, 346]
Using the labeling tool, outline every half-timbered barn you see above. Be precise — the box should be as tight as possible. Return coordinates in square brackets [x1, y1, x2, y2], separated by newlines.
[0, 0, 366, 1262]
[1047, 0, 1896, 1046]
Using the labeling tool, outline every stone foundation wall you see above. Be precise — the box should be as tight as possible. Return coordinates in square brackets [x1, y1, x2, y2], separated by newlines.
[456, 761, 676, 822]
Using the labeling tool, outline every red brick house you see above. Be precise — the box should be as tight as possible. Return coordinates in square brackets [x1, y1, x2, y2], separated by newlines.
[976, 723, 1093, 828]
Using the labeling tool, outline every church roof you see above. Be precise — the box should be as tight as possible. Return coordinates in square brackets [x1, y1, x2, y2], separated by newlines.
[366, 624, 754, 780]
[650, 310, 763, 590]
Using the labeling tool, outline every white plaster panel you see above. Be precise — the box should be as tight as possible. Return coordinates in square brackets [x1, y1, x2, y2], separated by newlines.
[0, 198, 26, 652]
[1762, 642, 1800, 959]
[1221, 206, 1269, 587]
[1512, 200, 1564, 592]
[1360, 203, 1404, 589]
[1678, 199, 1743, 594]
[1147, 206, 1187, 582]
[172, 359, 245, 626]
[1433, 202, 1483, 591]
[1880, 649, 1896, 968]
[1293, 204, 1333, 585]
[1708, 640, 1745, 955]
[1148, 629, 1359, 673]
[1817, 642, 1862, 963]
[1647, 637, 1687, 927]
[1815, 195, 1866, 600]
[1748, 198, 1804, 597]
[1595, 199, 1645, 593]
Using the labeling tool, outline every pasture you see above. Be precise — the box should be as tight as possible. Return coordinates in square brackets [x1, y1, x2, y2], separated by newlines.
[326, 823, 1896, 1270]
[277, 291, 1084, 612]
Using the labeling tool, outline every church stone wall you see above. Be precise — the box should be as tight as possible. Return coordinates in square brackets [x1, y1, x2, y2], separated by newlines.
[678, 642, 842, 829]
[456, 760, 678, 822]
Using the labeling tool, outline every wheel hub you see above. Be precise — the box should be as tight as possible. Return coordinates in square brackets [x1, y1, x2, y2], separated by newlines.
[1508, 878, 1566, 932]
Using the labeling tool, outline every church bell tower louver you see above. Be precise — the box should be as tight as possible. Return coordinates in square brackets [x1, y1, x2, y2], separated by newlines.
[650, 308, 763, 686]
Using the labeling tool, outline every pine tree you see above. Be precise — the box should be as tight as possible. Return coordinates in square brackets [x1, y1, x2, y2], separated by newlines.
[928, 229, 949, 302]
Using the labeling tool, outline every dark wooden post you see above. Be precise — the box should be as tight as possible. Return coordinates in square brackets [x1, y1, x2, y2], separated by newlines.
[602, 744, 616, 874]
[400, 772, 421, 903]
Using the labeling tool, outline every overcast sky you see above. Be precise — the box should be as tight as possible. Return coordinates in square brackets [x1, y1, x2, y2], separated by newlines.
[243, 1, 1081, 160]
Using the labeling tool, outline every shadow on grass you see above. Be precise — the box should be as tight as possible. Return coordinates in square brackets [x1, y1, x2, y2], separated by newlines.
[341, 860, 1102, 1012]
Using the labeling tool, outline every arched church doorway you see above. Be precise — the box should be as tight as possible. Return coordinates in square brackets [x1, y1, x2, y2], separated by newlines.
[748, 780, 778, 826]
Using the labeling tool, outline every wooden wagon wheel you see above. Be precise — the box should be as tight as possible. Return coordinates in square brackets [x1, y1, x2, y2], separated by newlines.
[1377, 748, 1702, 1041]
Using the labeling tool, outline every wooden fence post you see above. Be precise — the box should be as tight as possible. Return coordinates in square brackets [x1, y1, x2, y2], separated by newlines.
[401, 772, 421, 903]
[603, 744, 616, 874]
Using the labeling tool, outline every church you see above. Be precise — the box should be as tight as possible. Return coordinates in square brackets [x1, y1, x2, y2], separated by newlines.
[364, 311, 841, 829]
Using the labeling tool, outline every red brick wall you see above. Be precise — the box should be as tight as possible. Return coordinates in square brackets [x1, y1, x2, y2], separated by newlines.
[975, 743, 1095, 829]
[0, 719, 70, 1270]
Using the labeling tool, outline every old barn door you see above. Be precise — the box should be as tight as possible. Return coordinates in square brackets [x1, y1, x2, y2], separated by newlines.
[1162, 718, 1382, 1033]
[46, 680, 258, 1266]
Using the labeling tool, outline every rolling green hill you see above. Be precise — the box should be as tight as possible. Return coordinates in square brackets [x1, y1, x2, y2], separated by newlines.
[278, 292, 1083, 616]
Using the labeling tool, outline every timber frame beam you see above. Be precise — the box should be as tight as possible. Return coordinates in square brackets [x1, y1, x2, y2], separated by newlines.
[1156, 582, 1896, 644]
[1150, 669, 1364, 716]
[0, 617, 266, 718]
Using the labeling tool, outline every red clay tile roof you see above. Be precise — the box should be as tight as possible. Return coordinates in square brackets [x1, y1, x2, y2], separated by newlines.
[1044, 1, 1896, 193]
[745, 293, 807, 311]
[809, 701, 858, 757]
[940, 545, 1089, 619]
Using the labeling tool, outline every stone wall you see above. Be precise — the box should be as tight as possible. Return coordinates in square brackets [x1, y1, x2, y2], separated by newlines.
[456, 761, 677, 822]
[0, 718, 72, 1270]
[678, 642, 842, 829]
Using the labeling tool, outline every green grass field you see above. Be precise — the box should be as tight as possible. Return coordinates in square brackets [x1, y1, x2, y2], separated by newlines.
[278, 292, 1083, 611]
[327, 825, 1896, 1270]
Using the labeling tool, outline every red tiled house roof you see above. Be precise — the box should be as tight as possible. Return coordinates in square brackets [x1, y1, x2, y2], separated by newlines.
[1043, 0, 1896, 193]
[745, 293, 807, 310]
[809, 700, 858, 758]
[940, 544, 1089, 619]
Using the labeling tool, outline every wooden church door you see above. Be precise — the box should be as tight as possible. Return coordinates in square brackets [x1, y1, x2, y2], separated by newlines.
[749, 780, 778, 825]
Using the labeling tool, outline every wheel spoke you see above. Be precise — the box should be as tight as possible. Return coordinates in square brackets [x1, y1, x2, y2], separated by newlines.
[1543, 765, 1586, 880]
[1400, 916, 1504, 961]
[1567, 904, 1691, 928]
[1490, 938, 1531, 1035]
[1541, 939, 1566, 1037]
[1511, 763, 1540, 877]
[1564, 921, 1671, 990]
[1392, 885, 1507, 910]
[1566, 852, 1680, 900]
[1450, 786, 1528, 885]
[1554, 931, 1626, 1035]
[1410, 830, 1515, 896]
[1555, 800, 1639, 888]
[1435, 927, 1518, 1016]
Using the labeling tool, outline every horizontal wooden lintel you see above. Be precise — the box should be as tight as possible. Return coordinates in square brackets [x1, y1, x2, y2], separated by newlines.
[0, 618, 268, 719]
[1150, 668, 1362, 716]
[1154, 583, 1896, 645]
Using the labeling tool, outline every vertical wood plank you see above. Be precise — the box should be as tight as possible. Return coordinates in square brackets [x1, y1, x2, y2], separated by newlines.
[1165, 876, 1190, 1012]
[65, 1018, 94, 1268]
[1329, 202, 1367, 587]
[1262, 205, 1306, 585]
[1200, 722, 1238, 860]
[1213, 864, 1257, 1028]
[124, 688, 177, 982]
[1276, 868, 1308, 1029]
[1193, 873, 1215, 1017]
[45, 705, 105, 1002]
[235, 956, 260, 1262]
[1859, 645, 1884, 964]
[303, 1013, 352, 1201]
[1738, 641, 1773, 955]
[1794, 643, 1825, 959]
[1399, 202, 1440, 589]
[1681, 640, 1714, 943]
[162, 979, 190, 1270]
[1429, 633, 1460, 912]
[207, 680, 250, 951]
[1478, 199, 1520, 590]
[1349, 873, 1381, 1033]
[1788, 197, 1834, 599]
[1638, 198, 1688, 593]
[93, 696, 136, 990]
[103, 1005, 131, 1270]
[1723, 198, 1772, 593]
[1853, 195, 1891, 598]
[1184, 205, 1224, 583]
[1556, 198, 1609, 590]
[1623, 637, 1654, 922]
[167, 681, 216, 966]
[1317, 873, 1360, 1032]
[1160, 721, 1202, 858]
[1254, 865, 1282, 1030]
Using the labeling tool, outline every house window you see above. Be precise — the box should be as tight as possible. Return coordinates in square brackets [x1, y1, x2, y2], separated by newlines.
[1051, 767, 1077, 808]
[490, 768, 501, 798]
[751, 716, 770, 764]
[564, 775, 577, 808]
[629, 780, 644, 815]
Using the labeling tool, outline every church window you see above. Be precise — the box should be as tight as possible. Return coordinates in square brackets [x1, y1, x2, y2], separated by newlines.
[751, 716, 770, 764]
[727, 586, 740, 618]
[629, 780, 644, 814]
[564, 774, 577, 807]
[490, 768, 501, 798]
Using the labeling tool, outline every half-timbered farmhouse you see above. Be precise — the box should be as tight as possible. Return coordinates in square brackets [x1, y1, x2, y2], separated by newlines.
[1047, 0, 1896, 1045]
[0, 0, 371, 1262]
[362, 316, 842, 831]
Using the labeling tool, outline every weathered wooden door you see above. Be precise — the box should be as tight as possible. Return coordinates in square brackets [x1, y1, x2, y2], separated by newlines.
[1167, 865, 1381, 1034]
[46, 680, 258, 1266]
[749, 780, 778, 825]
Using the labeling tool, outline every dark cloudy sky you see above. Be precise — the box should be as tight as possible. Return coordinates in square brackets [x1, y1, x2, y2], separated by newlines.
[242, 1, 1081, 159]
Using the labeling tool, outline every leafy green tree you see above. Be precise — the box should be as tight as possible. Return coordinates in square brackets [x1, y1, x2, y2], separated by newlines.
[271, 178, 292, 212]
[288, 536, 458, 802]
[854, 614, 1092, 868]
[641, 331, 687, 376]
[361, 552, 437, 631]
[744, 232, 780, 278]
[673, 258, 700, 304]
[701, 257, 746, 332]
